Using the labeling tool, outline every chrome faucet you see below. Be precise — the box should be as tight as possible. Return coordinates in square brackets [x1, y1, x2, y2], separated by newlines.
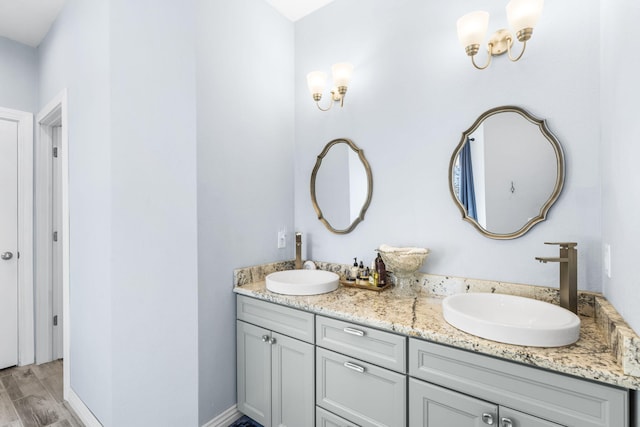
[535, 242, 578, 314]
[295, 232, 302, 270]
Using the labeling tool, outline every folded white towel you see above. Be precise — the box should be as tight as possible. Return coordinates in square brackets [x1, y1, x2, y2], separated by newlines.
[379, 244, 428, 254]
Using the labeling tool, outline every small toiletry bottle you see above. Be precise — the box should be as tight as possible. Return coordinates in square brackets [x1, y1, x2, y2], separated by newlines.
[358, 261, 365, 283]
[375, 254, 386, 287]
[362, 266, 370, 283]
[349, 258, 359, 282]
[369, 261, 378, 286]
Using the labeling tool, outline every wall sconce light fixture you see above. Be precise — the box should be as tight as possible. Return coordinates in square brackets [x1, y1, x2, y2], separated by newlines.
[306, 63, 353, 111]
[457, 0, 543, 70]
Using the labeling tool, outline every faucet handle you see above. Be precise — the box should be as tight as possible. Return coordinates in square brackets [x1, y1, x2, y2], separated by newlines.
[544, 242, 577, 248]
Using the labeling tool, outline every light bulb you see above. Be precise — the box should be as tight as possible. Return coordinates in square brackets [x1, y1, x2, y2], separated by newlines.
[331, 63, 353, 88]
[507, 0, 543, 32]
[306, 71, 327, 97]
[457, 11, 490, 49]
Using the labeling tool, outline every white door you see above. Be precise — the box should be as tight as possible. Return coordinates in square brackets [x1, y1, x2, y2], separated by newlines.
[0, 117, 19, 369]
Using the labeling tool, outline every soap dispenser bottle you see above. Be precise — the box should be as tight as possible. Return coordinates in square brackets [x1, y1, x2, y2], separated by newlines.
[349, 258, 359, 282]
[375, 254, 386, 287]
[369, 261, 378, 286]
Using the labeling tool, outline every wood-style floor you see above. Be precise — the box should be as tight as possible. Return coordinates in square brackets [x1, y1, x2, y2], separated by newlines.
[0, 360, 83, 427]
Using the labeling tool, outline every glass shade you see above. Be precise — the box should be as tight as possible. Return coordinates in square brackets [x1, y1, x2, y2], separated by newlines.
[331, 63, 353, 88]
[457, 11, 489, 48]
[307, 71, 327, 96]
[506, 0, 543, 32]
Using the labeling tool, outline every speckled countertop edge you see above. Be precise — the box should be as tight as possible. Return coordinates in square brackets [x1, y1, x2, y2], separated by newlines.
[233, 261, 640, 390]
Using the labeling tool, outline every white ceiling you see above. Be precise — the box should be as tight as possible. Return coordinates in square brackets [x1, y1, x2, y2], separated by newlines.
[265, 0, 335, 21]
[0, 0, 332, 48]
[0, 0, 66, 47]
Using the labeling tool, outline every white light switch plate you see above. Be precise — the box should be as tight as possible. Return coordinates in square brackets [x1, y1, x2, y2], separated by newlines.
[277, 228, 286, 249]
[604, 243, 611, 278]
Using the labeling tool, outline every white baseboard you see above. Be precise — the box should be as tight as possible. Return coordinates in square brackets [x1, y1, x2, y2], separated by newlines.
[202, 405, 243, 427]
[68, 391, 242, 427]
[67, 389, 102, 426]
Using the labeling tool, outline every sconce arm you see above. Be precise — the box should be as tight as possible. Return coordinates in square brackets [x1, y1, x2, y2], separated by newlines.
[507, 38, 527, 62]
[315, 98, 335, 112]
[471, 43, 493, 70]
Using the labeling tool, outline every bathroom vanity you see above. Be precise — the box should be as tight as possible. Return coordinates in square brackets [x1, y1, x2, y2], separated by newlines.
[234, 267, 640, 427]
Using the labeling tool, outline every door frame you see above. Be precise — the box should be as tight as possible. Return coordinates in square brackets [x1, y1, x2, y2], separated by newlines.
[0, 106, 34, 366]
[35, 90, 69, 396]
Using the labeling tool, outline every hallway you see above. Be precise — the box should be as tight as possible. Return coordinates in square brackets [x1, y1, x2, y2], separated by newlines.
[0, 360, 83, 427]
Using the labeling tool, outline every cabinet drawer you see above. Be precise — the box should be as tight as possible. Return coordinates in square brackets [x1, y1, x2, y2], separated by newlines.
[409, 339, 628, 427]
[316, 347, 406, 427]
[316, 316, 406, 373]
[237, 295, 314, 343]
[316, 407, 360, 427]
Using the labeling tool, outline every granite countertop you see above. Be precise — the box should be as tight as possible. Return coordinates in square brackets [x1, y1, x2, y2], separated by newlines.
[234, 274, 640, 391]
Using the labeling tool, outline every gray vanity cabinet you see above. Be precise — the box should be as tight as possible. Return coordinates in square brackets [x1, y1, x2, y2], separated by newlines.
[315, 316, 407, 427]
[316, 406, 360, 427]
[236, 296, 315, 427]
[409, 378, 497, 426]
[409, 338, 628, 427]
[409, 378, 564, 427]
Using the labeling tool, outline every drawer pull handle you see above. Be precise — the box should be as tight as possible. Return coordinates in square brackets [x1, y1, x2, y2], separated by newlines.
[500, 418, 513, 427]
[343, 327, 365, 336]
[481, 413, 495, 425]
[343, 361, 365, 373]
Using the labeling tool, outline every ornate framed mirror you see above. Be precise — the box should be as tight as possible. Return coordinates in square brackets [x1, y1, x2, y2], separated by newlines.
[311, 138, 373, 234]
[449, 106, 565, 239]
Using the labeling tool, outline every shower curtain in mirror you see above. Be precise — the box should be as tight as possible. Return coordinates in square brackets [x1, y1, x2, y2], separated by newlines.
[459, 140, 477, 221]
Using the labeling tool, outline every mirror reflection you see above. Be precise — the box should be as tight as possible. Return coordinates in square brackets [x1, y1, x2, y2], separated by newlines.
[311, 138, 373, 234]
[449, 106, 565, 239]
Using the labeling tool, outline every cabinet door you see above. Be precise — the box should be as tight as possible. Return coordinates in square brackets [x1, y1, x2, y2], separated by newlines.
[237, 320, 272, 427]
[409, 378, 497, 427]
[272, 332, 314, 427]
[499, 407, 565, 427]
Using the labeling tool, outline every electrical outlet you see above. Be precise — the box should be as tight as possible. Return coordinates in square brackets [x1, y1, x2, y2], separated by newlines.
[604, 243, 611, 278]
[277, 228, 286, 249]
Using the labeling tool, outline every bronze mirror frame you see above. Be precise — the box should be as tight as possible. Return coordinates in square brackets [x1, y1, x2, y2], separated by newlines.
[310, 138, 373, 234]
[448, 106, 565, 240]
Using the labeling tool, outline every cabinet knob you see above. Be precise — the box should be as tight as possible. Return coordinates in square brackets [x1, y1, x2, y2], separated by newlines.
[482, 413, 495, 425]
[269, 337, 277, 345]
[261, 335, 270, 342]
[500, 418, 513, 427]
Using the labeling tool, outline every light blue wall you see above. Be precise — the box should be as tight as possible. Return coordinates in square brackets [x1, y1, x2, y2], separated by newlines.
[195, 0, 294, 423]
[600, 0, 640, 333]
[39, 0, 200, 425]
[0, 37, 38, 113]
[294, 0, 603, 292]
[29, 0, 639, 424]
[109, 0, 199, 425]
[38, 0, 113, 424]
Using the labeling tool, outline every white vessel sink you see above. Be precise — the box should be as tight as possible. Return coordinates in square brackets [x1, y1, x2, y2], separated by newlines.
[442, 293, 580, 347]
[266, 270, 339, 296]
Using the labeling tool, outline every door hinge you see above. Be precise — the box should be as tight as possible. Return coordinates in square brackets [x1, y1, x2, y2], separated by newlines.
[53, 231, 58, 242]
[53, 147, 59, 158]
[53, 315, 58, 326]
